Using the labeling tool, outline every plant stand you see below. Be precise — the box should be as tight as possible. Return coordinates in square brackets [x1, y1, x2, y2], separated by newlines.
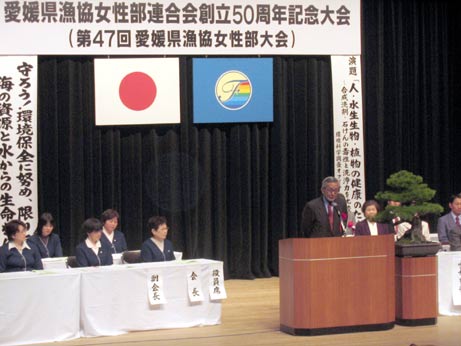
[395, 253, 438, 326]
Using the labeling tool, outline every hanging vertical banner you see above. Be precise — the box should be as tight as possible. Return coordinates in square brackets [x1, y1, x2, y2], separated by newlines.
[0, 56, 38, 242]
[331, 55, 365, 220]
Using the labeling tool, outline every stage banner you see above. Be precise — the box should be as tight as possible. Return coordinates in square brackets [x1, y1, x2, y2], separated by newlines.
[0, 0, 361, 56]
[193, 58, 273, 123]
[0, 56, 38, 241]
[94, 58, 180, 125]
[331, 55, 365, 220]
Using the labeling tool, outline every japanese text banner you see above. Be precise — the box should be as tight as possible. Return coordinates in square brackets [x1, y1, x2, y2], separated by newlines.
[0, 56, 38, 241]
[331, 55, 365, 220]
[0, 0, 361, 56]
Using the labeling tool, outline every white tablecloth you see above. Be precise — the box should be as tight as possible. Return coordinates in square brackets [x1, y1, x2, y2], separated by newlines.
[0, 259, 223, 345]
[79, 259, 222, 337]
[437, 251, 461, 316]
[0, 269, 80, 346]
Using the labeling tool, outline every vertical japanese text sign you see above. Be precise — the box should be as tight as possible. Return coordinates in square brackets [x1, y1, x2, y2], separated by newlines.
[331, 55, 365, 220]
[0, 56, 38, 241]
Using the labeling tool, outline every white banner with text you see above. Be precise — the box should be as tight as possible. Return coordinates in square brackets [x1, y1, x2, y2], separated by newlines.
[0, 56, 38, 240]
[0, 0, 360, 55]
[331, 55, 365, 220]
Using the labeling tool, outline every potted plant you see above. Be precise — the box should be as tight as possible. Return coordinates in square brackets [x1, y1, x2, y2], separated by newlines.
[374, 170, 444, 257]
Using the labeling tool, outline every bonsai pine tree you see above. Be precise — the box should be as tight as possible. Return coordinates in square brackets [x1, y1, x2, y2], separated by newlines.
[374, 170, 444, 243]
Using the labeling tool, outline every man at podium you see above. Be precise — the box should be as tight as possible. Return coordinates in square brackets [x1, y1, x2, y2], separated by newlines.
[301, 176, 348, 237]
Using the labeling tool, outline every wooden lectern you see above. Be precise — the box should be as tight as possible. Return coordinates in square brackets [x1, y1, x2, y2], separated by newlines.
[279, 235, 395, 335]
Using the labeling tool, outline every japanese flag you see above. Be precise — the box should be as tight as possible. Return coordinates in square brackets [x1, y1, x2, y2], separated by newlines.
[94, 58, 180, 125]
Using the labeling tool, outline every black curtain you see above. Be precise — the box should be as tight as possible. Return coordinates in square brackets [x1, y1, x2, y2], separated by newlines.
[37, 56, 333, 278]
[36, 0, 460, 279]
[363, 0, 460, 204]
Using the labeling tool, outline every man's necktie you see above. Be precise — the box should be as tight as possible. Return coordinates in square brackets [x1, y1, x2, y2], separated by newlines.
[328, 203, 334, 230]
[456, 216, 460, 226]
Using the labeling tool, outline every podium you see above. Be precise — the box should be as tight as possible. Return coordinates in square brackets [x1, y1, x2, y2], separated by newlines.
[279, 235, 395, 335]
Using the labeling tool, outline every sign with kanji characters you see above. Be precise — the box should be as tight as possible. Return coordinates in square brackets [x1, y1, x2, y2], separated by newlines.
[0, 0, 361, 55]
[452, 256, 461, 306]
[0, 56, 38, 241]
[331, 55, 365, 221]
[209, 266, 227, 300]
[187, 267, 204, 302]
[147, 272, 167, 305]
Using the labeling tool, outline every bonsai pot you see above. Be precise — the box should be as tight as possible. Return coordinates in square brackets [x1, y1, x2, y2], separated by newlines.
[395, 241, 441, 257]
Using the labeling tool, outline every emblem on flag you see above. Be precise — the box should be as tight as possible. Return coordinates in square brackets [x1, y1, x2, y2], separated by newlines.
[193, 58, 273, 124]
[215, 71, 252, 111]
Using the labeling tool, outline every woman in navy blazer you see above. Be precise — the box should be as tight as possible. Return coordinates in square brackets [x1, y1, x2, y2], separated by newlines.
[355, 200, 393, 236]
[28, 212, 63, 258]
[141, 216, 175, 262]
[100, 209, 127, 253]
[75, 218, 113, 267]
[0, 220, 43, 272]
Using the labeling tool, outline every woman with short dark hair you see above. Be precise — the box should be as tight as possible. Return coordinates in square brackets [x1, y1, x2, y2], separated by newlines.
[141, 216, 175, 262]
[100, 209, 127, 254]
[355, 200, 393, 236]
[0, 220, 43, 272]
[75, 218, 113, 267]
[28, 212, 63, 258]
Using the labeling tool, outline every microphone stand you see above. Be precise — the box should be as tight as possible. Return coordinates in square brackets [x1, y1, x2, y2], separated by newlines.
[332, 202, 346, 236]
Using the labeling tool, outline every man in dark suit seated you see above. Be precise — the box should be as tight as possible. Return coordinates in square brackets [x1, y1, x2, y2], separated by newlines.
[301, 176, 348, 238]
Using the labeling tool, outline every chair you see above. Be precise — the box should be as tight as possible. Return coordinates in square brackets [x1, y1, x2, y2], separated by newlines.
[66, 256, 79, 268]
[121, 250, 142, 264]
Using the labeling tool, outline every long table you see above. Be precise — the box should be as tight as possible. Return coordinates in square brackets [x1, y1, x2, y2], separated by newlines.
[437, 251, 461, 316]
[0, 269, 81, 346]
[80, 259, 223, 336]
[0, 259, 224, 346]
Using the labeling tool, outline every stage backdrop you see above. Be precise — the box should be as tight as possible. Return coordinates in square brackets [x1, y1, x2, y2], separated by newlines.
[37, 56, 336, 278]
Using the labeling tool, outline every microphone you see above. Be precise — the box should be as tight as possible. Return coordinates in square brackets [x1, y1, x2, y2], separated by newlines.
[332, 202, 346, 235]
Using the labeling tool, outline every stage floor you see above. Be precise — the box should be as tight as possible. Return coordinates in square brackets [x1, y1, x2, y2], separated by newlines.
[32, 277, 460, 346]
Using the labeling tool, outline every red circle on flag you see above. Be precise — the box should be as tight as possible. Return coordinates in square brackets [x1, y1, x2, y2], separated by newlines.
[119, 72, 157, 111]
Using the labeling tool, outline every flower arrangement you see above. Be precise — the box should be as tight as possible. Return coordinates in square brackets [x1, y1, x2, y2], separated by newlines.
[341, 212, 356, 235]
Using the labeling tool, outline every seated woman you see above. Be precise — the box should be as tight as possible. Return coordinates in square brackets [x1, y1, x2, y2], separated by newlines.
[355, 200, 393, 236]
[141, 216, 175, 262]
[0, 220, 43, 272]
[100, 209, 127, 254]
[28, 212, 63, 258]
[75, 218, 113, 267]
